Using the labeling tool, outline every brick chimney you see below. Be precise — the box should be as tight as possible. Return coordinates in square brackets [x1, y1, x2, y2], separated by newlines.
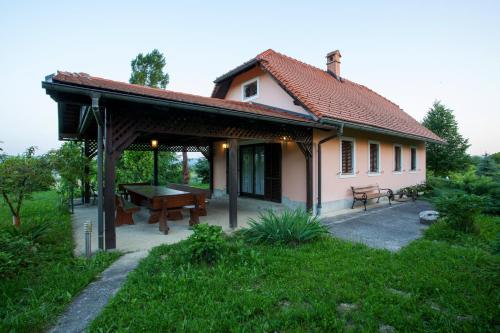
[326, 50, 341, 78]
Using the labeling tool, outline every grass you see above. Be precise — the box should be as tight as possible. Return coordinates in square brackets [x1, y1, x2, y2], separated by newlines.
[188, 181, 210, 189]
[89, 234, 499, 332]
[0, 191, 120, 333]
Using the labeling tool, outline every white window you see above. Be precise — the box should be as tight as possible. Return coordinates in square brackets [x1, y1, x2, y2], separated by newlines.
[410, 146, 417, 171]
[241, 78, 259, 101]
[368, 141, 380, 175]
[393, 144, 403, 173]
[340, 137, 356, 177]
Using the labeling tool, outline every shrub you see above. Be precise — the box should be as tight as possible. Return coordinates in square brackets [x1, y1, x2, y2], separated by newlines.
[435, 193, 486, 233]
[0, 231, 37, 277]
[243, 209, 327, 245]
[187, 224, 226, 264]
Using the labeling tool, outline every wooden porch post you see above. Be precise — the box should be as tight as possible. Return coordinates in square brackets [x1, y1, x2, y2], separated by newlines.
[104, 111, 117, 250]
[209, 142, 214, 196]
[153, 148, 159, 186]
[228, 138, 238, 228]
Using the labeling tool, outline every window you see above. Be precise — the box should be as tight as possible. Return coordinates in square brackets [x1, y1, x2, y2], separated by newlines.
[341, 138, 355, 175]
[394, 145, 402, 172]
[242, 78, 259, 101]
[368, 142, 380, 174]
[410, 147, 417, 171]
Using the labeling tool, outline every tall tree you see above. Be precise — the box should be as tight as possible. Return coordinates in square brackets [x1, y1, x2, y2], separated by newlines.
[0, 147, 54, 226]
[129, 49, 170, 88]
[127, 49, 185, 183]
[422, 101, 470, 175]
[476, 153, 499, 179]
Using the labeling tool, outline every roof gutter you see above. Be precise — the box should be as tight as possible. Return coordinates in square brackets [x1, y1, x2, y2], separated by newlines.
[319, 118, 445, 144]
[42, 80, 332, 130]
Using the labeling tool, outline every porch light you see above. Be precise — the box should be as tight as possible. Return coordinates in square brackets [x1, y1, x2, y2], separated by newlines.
[151, 139, 158, 149]
[281, 136, 290, 142]
[222, 143, 229, 149]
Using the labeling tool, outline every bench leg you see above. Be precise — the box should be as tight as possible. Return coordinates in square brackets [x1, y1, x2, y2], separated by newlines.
[189, 208, 200, 226]
[363, 199, 367, 211]
[351, 199, 356, 209]
[167, 209, 183, 221]
[377, 197, 380, 203]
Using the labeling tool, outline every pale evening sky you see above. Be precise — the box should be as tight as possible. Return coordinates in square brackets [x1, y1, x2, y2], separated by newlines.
[0, 0, 499, 156]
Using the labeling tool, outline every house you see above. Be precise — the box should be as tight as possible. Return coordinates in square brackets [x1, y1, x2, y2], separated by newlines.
[42, 48, 443, 249]
[209, 49, 443, 213]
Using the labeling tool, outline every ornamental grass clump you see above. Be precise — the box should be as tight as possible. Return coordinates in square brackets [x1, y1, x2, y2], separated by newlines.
[243, 209, 327, 245]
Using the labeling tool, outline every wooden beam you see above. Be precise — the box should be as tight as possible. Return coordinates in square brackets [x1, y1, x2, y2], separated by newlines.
[228, 138, 238, 228]
[305, 154, 313, 213]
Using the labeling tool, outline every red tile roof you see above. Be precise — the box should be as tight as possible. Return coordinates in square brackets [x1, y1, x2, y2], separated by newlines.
[51, 71, 316, 125]
[248, 49, 442, 142]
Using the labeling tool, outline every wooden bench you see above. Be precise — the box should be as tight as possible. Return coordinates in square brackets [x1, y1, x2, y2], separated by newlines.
[351, 184, 394, 211]
[115, 194, 140, 226]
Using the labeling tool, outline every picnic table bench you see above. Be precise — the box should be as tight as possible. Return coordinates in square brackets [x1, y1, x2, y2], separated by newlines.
[351, 184, 394, 211]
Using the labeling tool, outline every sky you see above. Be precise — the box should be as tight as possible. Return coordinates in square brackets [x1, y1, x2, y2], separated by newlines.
[0, 0, 499, 156]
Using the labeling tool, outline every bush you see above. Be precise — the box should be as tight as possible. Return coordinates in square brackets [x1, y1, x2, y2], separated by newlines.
[243, 209, 327, 245]
[187, 224, 226, 264]
[435, 193, 486, 233]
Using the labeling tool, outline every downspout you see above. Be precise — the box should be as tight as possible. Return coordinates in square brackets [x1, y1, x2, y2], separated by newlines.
[316, 124, 343, 216]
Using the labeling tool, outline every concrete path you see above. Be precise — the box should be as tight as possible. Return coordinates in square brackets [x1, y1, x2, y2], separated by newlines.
[48, 251, 148, 333]
[322, 200, 433, 251]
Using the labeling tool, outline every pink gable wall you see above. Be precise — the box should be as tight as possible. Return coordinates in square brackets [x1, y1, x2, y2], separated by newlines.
[224, 66, 310, 116]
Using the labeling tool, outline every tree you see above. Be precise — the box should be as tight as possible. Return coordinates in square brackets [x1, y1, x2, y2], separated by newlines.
[193, 158, 210, 184]
[492, 152, 500, 165]
[0, 147, 54, 226]
[476, 154, 499, 179]
[129, 49, 170, 88]
[47, 142, 87, 213]
[422, 101, 470, 176]
[125, 50, 182, 184]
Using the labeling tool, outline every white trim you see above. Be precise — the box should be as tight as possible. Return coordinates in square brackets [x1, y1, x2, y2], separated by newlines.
[367, 140, 381, 176]
[339, 137, 356, 178]
[241, 77, 260, 102]
[393, 144, 403, 174]
[409, 146, 418, 173]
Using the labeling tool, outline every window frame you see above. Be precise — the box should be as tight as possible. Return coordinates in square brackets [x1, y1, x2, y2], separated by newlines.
[241, 77, 260, 101]
[409, 146, 418, 172]
[367, 140, 381, 176]
[339, 137, 356, 178]
[393, 144, 403, 174]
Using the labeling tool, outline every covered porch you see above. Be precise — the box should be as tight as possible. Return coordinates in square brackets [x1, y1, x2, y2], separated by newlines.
[43, 72, 330, 251]
[72, 196, 284, 254]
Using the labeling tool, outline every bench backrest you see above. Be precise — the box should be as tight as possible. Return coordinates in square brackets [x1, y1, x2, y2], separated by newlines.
[351, 184, 380, 194]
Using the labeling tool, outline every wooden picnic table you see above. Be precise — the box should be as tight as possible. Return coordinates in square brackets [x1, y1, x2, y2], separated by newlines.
[122, 185, 204, 227]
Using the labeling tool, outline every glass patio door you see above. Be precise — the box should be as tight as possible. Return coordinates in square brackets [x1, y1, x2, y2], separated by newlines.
[240, 145, 265, 197]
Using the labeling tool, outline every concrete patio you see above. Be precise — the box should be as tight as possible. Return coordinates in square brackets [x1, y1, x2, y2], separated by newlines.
[322, 200, 433, 251]
[72, 197, 284, 255]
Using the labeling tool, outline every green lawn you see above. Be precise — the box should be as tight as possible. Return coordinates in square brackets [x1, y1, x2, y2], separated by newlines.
[0, 191, 120, 333]
[90, 230, 499, 332]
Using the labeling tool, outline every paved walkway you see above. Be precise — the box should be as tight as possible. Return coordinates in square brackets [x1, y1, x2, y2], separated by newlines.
[322, 200, 433, 251]
[48, 251, 148, 333]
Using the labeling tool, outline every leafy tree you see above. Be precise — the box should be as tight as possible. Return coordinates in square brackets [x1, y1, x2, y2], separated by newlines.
[116, 151, 182, 185]
[47, 142, 87, 213]
[193, 158, 209, 183]
[492, 152, 500, 165]
[422, 101, 470, 175]
[0, 147, 54, 226]
[125, 49, 182, 183]
[129, 49, 170, 88]
[476, 154, 499, 179]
